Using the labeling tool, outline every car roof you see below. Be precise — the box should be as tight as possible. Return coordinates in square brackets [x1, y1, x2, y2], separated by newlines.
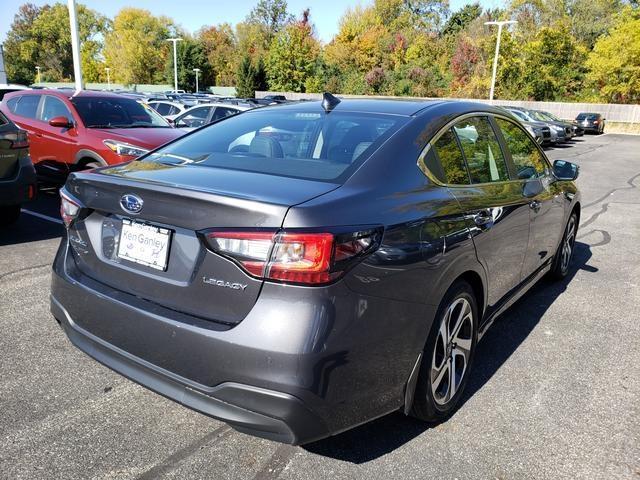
[261, 98, 444, 116]
[4, 88, 141, 101]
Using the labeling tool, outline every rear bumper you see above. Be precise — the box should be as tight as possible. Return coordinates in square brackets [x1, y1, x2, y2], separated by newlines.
[51, 241, 432, 444]
[51, 296, 328, 444]
[0, 159, 36, 206]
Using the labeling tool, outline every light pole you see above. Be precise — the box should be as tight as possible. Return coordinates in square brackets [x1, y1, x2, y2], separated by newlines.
[193, 68, 200, 93]
[35, 66, 41, 84]
[105, 67, 111, 91]
[484, 20, 517, 101]
[166, 38, 182, 93]
[68, 0, 84, 90]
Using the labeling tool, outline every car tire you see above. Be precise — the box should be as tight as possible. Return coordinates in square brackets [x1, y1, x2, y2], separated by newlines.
[410, 280, 478, 423]
[549, 212, 578, 280]
[0, 205, 21, 226]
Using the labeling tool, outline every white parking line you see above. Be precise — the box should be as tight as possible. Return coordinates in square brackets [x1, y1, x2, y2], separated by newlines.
[21, 209, 63, 225]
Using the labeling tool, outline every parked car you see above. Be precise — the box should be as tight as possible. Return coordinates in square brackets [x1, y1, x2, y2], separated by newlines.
[0, 83, 30, 101]
[506, 107, 571, 143]
[503, 107, 554, 145]
[0, 110, 36, 225]
[172, 103, 250, 131]
[0, 89, 184, 183]
[576, 112, 605, 134]
[531, 110, 575, 141]
[539, 110, 584, 137]
[146, 100, 187, 121]
[52, 97, 581, 445]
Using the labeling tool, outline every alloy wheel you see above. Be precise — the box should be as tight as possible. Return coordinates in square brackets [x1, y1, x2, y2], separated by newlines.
[431, 297, 474, 406]
[561, 216, 577, 273]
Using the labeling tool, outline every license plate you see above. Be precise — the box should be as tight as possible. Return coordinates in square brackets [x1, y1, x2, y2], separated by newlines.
[117, 219, 171, 271]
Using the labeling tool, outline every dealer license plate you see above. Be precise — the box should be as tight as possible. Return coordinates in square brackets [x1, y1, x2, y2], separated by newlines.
[117, 219, 171, 271]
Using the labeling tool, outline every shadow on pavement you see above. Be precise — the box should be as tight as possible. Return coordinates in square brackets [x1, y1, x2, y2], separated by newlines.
[304, 242, 595, 463]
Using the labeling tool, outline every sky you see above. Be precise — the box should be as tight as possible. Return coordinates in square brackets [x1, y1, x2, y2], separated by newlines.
[1, 0, 505, 44]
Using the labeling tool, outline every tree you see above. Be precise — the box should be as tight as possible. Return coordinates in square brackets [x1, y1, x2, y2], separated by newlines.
[198, 24, 237, 86]
[163, 36, 212, 92]
[3, 2, 110, 84]
[103, 8, 175, 85]
[235, 55, 266, 97]
[586, 11, 640, 103]
[266, 11, 321, 92]
[246, 0, 293, 44]
[442, 3, 483, 36]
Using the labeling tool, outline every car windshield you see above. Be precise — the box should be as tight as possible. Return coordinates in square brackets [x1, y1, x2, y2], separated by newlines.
[542, 111, 562, 121]
[142, 109, 407, 183]
[577, 113, 598, 120]
[529, 111, 554, 122]
[71, 96, 170, 128]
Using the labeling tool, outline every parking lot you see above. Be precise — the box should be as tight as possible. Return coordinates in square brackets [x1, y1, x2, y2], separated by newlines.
[1, 133, 638, 479]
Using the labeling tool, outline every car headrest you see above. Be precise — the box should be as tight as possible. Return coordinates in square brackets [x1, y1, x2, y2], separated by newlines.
[249, 136, 284, 158]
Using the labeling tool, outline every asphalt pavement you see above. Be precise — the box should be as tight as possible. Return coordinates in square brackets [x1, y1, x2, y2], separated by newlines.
[0, 134, 638, 479]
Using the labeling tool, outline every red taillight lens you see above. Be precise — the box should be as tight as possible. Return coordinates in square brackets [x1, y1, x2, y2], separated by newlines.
[204, 229, 380, 285]
[268, 233, 334, 284]
[60, 190, 80, 228]
[0, 130, 29, 149]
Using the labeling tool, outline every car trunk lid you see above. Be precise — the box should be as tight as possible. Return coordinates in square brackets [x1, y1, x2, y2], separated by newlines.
[64, 161, 340, 325]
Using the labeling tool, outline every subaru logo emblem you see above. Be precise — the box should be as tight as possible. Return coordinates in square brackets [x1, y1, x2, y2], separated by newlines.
[120, 194, 143, 214]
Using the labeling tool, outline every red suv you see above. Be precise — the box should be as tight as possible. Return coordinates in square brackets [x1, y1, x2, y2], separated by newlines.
[0, 90, 184, 182]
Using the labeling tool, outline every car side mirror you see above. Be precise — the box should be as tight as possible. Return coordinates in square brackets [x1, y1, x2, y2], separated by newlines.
[49, 116, 73, 128]
[553, 160, 579, 181]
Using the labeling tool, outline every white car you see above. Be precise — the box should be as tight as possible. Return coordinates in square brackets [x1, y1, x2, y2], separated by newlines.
[146, 101, 188, 122]
[0, 83, 30, 101]
[173, 103, 251, 132]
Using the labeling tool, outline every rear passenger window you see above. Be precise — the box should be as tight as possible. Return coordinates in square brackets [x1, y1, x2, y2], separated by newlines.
[430, 128, 470, 184]
[453, 117, 509, 184]
[5, 97, 19, 114]
[496, 118, 548, 179]
[14, 95, 41, 119]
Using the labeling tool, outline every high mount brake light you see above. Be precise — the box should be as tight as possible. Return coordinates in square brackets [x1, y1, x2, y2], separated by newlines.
[60, 190, 81, 228]
[204, 229, 380, 285]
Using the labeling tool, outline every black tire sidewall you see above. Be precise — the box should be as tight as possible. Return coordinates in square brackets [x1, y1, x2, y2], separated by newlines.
[551, 212, 578, 279]
[412, 281, 479, 421]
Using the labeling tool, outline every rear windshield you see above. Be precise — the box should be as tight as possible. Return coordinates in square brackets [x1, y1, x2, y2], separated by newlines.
[142, 109, 407, 182]
[71, 96, 169, 128]
[576, 113, 598, 120]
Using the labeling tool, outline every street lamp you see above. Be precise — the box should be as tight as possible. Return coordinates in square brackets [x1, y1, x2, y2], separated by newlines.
[193, 68, 200, 93]
[484, 20, 517, 101]
[105, 67, 111, 91]
[166, 38, 182, 93]
[35, 66, 41, 84]
[67, 0, 83, 90]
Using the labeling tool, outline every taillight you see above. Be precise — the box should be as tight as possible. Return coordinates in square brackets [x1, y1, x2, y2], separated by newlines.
[204, 228, 381, 285]
[60, 190, 81, 228]
[0, 130, 29, 149]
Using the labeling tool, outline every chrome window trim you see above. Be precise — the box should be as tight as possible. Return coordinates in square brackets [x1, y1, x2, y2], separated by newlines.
[417, 111, 552, 188]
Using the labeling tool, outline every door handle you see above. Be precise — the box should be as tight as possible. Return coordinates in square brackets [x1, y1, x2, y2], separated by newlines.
[472, 209, 493, 229]
[529, 200, 541, 212]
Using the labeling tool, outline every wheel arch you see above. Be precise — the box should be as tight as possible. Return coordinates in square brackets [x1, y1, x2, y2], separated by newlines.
[74, 149, 107, 167]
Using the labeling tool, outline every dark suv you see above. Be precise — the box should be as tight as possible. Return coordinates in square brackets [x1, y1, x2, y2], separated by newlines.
[51, 98, 581, 445]
[0, 110, 36, 225]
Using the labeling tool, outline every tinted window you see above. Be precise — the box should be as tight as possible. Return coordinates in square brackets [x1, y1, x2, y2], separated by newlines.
[41, 96, 72, 122]
[212, 107, 239, 121]
[5, 97, 20, 113]
[14, 95, 41, 119]
[153, 103, 172, 115]
[0, 111, 6, 126]
[431, 128, 469, 184]
[177, 106, 212, 128]
[453, 117, 508, 184]
[496, 118, 548, 179]
[71, 97, 169, 128]
[144, 110, 406, 183]
[168, 106, 181, 116]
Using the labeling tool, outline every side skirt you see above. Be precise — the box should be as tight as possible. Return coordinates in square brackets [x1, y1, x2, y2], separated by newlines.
[478, 260, 552, 341]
